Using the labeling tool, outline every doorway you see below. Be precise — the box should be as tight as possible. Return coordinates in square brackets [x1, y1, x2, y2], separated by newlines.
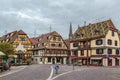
[108, 59, 112, 66]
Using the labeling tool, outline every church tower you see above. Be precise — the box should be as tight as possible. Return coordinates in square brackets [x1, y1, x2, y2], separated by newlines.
[69, 22, 73, 40]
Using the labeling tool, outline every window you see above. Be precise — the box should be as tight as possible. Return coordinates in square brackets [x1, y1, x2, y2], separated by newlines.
[96, 39, 103, 45]
[18, 37, 26, 41]
[24, 44, 28, 48]
[14, 44, 19, 48]
[108, 49, 112, 54]
[58, 44, 62, 47]
[72, 50, 78, 56]
[112, 31, 114, 36]
[51, 44, 55, 47]
[108, 39, 112, 45]
[96, 49, 103, 54]
[48, 57, 51, 62]
[81, 32, 84, 37]
[73, 42, 79, 47]
[42, 43, 44, 46]
[83, 41, 86, 47]
[116, 49, 119, 55]
[53, 36, 56, 40]
[95, 29, 100, 35]
[47, 37, 49, 40]
[58, 37, 61, 41]
[81, 50, 84, 56]
[115, 40, 118, 46]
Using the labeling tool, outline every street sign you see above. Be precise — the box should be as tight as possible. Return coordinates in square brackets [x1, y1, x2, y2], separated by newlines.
[54, 65, 59, 70]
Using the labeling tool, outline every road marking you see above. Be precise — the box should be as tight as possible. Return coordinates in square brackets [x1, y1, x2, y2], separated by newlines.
[0, 66, 27, 78]
[52, 68, 89, 80]
[47, 66, 53, 80]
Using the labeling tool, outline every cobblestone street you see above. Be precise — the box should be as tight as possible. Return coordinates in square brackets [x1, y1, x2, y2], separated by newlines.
[0, 65, 120, 80]
[52, 66, 120, 80]
[0, 64, 51, 80]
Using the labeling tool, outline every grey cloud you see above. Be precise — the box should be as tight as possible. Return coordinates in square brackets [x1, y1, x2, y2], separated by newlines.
[0, 0, 120, 38]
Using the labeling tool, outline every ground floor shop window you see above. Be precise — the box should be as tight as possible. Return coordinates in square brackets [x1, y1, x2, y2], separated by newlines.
[108, 59, 112, 66]
[91, 59, 102, 66]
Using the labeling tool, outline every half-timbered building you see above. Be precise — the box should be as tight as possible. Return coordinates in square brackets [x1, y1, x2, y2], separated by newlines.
[0, 30, 32, 63]
[70, 20, 120, 66]
[30, 31, 68, 64]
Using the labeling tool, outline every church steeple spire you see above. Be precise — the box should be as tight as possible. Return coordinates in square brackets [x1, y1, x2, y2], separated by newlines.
[69, 22, 73, 40]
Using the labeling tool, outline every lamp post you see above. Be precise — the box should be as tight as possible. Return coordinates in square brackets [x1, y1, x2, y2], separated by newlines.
[86, 40, 89, 66]
[73, 58, 74, 71]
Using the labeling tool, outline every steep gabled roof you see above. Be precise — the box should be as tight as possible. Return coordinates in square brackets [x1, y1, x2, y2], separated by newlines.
[31, 31, 63, 49]
[30, 37, 39, 45]
[18, 30, 26, 35]
[0, 30, 28, 43]
[72, 19, 118, 41]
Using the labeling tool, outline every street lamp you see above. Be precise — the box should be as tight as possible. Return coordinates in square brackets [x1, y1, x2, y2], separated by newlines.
[86, 40, 89, 66]
[73, 58, 74, 71]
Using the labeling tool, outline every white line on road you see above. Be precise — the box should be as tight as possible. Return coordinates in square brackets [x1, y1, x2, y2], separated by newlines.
[52, 68, 89, 80]
[47, 66, 54, 80]
[0, 66, 27, 78]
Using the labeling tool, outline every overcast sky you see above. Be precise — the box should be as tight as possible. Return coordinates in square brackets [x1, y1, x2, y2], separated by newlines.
[0, 0, 120, 39]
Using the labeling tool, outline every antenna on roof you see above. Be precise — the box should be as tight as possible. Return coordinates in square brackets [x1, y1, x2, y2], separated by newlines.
[4, 30, 7, 34]
[50, 25, 52, 32]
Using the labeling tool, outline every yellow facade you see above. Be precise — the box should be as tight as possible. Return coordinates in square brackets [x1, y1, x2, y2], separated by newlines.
[13, 34, 32, 51]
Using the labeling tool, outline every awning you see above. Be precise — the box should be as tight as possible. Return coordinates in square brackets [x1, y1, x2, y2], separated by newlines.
[0, 51, 5, 56]
[91, 57, 102, 59]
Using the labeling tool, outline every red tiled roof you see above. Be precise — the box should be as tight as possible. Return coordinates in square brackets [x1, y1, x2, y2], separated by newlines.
[31, 31, 63, 49]
[0, 30, 28, 43]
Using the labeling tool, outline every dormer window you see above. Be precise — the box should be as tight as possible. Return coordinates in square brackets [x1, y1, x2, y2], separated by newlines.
[81, 32, 84, 37]
[95, 29, 100, 35]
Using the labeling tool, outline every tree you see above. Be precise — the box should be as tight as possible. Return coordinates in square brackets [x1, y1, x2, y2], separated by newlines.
[0, 42, 14, 59]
